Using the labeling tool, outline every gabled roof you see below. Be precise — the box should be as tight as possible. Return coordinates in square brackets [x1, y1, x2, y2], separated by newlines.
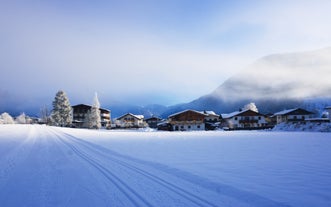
[273, 108, 314, 116]
[168, 109, 206, 118]
[116, 113, 144, 120]
[145, 116, 162, 121]
[221, 109, 264, 119]
[72, 104, 110, 112]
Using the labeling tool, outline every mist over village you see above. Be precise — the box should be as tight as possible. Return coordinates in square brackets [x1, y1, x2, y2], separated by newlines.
[1, 1, 331, 207]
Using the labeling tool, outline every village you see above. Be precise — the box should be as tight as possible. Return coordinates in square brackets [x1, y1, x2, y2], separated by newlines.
[69, 103, 331, 131]
[1, 100, 331, 132]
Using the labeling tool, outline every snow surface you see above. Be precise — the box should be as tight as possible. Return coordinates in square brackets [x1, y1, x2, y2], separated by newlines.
[1, 125, 331, 207]
[273, 122, 331, 132]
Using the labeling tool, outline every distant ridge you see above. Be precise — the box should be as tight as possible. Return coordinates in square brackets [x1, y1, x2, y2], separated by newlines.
[162, 47, 331, 117]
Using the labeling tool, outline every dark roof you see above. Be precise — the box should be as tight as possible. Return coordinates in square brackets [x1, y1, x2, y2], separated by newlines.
[273, 108, 314, 116]
[72, 104, 110, 112]
[145, 116, 162, 121]
[222, 109, 265, 119]
[168, 109, 206, 118]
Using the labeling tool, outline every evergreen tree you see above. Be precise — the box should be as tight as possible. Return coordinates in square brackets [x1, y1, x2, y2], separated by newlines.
[0, 112, 15, 124]
[16, 113, 27, 124]
[40, 105, 51, 125]
[83, 109, 92, 128]
[51, 90, 72, 127]
[88, 93, 102, 129]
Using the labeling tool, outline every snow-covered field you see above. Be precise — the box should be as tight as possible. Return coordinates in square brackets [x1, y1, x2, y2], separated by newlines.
[0, 125, 330, 207]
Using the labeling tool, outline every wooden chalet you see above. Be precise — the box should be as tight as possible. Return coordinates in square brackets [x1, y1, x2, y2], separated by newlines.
[168, 110, 207, 131]
[273, 108, 314, 124]
[72, 104, 111, 128]
[221, 109, 268, 130]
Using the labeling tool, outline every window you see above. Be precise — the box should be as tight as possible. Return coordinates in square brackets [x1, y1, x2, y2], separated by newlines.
[258, 116, 261, 120]
[188, 125, 191, 129]
[234, 117, 238, 120]
[197, 125, 201, 128]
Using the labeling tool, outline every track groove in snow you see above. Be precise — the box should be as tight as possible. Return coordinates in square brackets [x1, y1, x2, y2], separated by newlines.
[52, 128, 222, 207]
[50, 128, 224, 206]
[50, 127, 290, 207]
[53, 132, 154, 207]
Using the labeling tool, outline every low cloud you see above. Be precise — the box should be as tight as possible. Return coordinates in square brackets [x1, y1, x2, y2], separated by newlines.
[1, 1, 331, 110]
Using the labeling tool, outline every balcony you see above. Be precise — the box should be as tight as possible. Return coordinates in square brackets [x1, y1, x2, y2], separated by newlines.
[239, 119, 258, 124]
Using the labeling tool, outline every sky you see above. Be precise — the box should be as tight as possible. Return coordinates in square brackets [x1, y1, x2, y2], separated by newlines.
[1, 0, 331, 114]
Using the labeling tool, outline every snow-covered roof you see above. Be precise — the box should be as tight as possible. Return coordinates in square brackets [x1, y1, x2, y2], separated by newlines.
[116, 113, 144, 120]
[168, 109, 206, 118]
[273, 108, 298, 116]
[135, 115, 144, 120]
[325, 106, 331, 109]
[221, 109, 249, 119]
[273, 108, 314, 116]
[221, 109, 263, 119]
[72, 104, 110, 112]
[201, 111, 218, 116]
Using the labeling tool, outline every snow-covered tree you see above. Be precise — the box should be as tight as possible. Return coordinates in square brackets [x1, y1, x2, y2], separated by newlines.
[40, 105, 51, 125]
[16, 113, 27, 124]
[243, 102, 259, 112]
[0, 112, 15, 124]
[51, 90, 72, 127]
[87, 93, 101, 129]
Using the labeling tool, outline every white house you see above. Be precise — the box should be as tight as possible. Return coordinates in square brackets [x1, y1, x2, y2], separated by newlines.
[273, 108, 314, 124]
[202, 111, 220, 130]
[221, 109, 268, 129]
[114, 113, 146, 128]
[325, 106, 331, 122]
[202, 111, 220, 122]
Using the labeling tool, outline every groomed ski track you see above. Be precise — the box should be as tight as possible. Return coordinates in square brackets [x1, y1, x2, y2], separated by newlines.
[0, 125, 292, 207]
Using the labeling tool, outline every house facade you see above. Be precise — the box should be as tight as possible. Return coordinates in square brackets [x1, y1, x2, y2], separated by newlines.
[325, 106, 331, 122]
[273, 108, 314, 124]
[221, 109, 268, 130]
[114, 113, 146, 128]
[168, 110, 206, 131]
[203, 111, 220, 122]
[72, 104, 111, 128]
[202, 111, 220, 130]
[145, 116, 162, 128]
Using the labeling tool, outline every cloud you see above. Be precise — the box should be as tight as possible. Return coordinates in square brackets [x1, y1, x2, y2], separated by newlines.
[0, 2, 252, 106]
[213, 47, 331, 101]
[1, 0, 331, 111]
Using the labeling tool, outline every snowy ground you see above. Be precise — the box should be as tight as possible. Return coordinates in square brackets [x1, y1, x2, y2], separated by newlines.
[0, 125, 330, 207]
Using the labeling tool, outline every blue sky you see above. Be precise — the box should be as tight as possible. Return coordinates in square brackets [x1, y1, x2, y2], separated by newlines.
[1, 0, 331, 114]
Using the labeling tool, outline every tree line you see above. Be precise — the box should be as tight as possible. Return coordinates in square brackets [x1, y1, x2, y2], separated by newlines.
[0, 90, 102, 129]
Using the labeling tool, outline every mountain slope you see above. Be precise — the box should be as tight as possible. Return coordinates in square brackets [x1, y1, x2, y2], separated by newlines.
[163, 47, 331, 116]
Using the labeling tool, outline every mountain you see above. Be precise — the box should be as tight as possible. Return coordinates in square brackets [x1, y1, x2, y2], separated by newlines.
[106, 103, 168, 119]
[162, 47, 331, 116]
